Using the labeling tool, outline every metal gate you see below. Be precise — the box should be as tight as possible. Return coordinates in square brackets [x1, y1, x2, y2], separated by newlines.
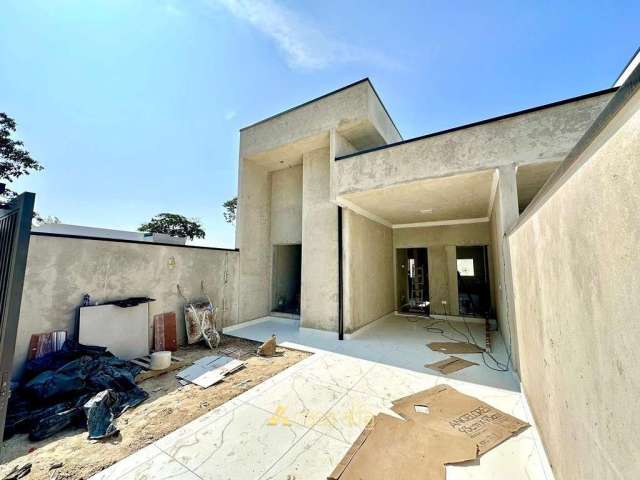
[0, 192, 34, 439]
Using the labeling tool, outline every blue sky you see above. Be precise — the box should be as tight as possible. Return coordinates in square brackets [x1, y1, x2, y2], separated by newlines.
[1, 0, 637, 248]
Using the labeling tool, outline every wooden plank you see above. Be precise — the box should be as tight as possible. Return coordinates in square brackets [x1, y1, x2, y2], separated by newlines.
[154, 312, 177, 352]
[135, 360, 186, 383]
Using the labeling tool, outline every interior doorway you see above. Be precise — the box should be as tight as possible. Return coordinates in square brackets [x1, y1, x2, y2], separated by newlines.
[272, 244, 301, 315]
[456, 245, 491, 317]
[396, 248, 429, 315]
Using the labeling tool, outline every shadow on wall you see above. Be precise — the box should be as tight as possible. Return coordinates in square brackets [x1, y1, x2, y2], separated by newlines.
[12, 234, 239, 379]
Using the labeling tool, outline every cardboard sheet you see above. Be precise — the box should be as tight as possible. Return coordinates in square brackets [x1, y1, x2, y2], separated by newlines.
[392, 384, 529, 454]
[427, 341, 484, 354]
[425, 356, 478, 374]
[329, 385, 529, 480]
[329, 414, 477, 480]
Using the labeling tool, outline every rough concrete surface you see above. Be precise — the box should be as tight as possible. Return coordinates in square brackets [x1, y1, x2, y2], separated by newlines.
[237, 158, 272, 322]
[489, 165, 520, 371]
[271, 165, 303, 245]
[13, 235, 238, 377]
[508, 89, 640, 479]
[334, 93, 613, 196]
[301, 147, 338, 331]
[343, 209, 394, 333]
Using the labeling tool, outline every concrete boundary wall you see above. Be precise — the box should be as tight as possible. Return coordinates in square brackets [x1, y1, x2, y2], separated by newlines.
[508, 66, 640, 479]
[13, 233, 239, 378]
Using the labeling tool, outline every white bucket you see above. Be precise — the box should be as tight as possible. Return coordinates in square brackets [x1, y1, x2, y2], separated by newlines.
[150, 351, 172, 370]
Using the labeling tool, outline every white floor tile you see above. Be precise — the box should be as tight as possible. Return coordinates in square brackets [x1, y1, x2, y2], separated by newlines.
[89, 445, 194, 480]
[247, 374, 347, 429]
[259, 430, 350, 480]
[350, 363, 439, 401]
[312, 388, 399, 444]
[294, 352, 374, 390]
[157, 403, 308, 480]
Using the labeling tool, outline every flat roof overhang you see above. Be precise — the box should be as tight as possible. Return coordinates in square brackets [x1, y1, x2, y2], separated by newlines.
[337, 169, 497, 228]
[336, 161, 568, 228]
[239, 78, 402, 165]
[333, 88, 617, 199]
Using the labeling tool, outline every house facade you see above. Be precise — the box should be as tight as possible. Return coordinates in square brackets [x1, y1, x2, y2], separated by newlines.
[235, 76, 617, 367]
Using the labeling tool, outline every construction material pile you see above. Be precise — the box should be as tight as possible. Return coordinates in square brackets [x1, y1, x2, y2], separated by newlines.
[4, 340, 148, 442]
[329, 384, 529, 480]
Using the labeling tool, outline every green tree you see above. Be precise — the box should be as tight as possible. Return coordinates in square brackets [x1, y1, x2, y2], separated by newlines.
[223, 196, 237, 224]
[139, 213, 205, 240]
[1, 112, 42, 203]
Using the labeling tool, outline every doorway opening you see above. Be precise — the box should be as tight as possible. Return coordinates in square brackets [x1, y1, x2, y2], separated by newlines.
[397, 248, 429, 315]
[456, 245, 491, 317]
[272, 244, 301, 315]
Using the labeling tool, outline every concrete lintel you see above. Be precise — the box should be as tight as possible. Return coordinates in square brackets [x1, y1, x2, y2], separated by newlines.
[392, 217, 489, 229]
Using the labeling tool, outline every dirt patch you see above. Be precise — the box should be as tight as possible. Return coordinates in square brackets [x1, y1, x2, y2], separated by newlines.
[0, 335, 311, 479]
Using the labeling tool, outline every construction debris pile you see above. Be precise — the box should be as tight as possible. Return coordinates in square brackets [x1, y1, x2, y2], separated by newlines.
[330, 384, 529, 480]
[5, 340, 148, 442]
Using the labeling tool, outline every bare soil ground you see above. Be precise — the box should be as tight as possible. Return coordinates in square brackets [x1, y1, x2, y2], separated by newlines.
[0, 335, 310, 480]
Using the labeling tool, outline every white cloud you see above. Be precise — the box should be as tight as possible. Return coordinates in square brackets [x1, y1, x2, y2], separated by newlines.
[211, 0, 395, 70]
[224, 110, 237, 120]
[162, 0, 186, 16]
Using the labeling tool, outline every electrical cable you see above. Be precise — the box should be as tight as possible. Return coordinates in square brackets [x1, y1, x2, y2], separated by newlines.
[426, 303, 510, 372]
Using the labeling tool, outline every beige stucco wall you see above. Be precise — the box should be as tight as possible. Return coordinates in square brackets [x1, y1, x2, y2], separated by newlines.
[334, 92, 613, 196]
[271, 165, 303, 245]
[393, 223, 490, 248]
[489, 165, 520, 369]
[343, 209, 394, 333]
[13, 235, 238, 378]
[394, 223, 491, 315]
[240, 80, 399, 159]
[508, 87, 640, 479]
[301, 147, 338, 330]
[236, 80, 399, 328]
[236, 158, 272, 321]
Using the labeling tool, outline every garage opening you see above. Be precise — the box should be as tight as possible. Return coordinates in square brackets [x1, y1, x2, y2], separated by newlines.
[397, 248, 429, 315]
[456, 245, 491, 317]
[272, 244, 301, 315]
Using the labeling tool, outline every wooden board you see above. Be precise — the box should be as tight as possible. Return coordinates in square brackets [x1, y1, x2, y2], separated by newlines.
[154, 312, 177, 352]
[28, 330, 67, 360]
[133, 354, 187, 383]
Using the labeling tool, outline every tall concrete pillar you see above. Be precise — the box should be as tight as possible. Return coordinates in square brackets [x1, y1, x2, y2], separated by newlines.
[236, 158, 272, 322]
[301, 147, 338, 331]
[490, 164, 520, 370]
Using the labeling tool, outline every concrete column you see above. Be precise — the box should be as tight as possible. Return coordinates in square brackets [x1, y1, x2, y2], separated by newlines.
[301, 147, 338, 331]
[445, 245, 459, 315]
[236, 158, 272, 322]
[490, 164, 520, 370]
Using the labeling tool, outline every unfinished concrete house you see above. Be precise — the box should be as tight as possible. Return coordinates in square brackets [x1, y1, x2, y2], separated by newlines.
[236, 76, 614, 351]
[4, 51, 638, 480]
[231, 51, 640, 479]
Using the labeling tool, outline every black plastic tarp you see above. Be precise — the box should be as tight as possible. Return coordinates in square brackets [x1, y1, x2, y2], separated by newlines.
[5, 340, 148, 441]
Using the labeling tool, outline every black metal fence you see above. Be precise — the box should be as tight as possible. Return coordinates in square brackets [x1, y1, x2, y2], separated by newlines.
[0, 192, 35, 442]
